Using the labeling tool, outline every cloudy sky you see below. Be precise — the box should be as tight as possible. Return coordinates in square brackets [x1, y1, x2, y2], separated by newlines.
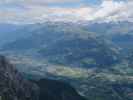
[0, 0, 132, 24]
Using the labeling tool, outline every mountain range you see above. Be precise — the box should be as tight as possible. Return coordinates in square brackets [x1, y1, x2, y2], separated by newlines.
[0, 21, 133, 100]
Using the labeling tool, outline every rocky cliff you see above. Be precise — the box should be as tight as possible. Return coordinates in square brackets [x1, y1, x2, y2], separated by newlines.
[0, 55, 39, 100]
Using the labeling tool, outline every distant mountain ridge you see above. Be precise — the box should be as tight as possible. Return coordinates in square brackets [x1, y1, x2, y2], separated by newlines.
[1, 22, 122, 68]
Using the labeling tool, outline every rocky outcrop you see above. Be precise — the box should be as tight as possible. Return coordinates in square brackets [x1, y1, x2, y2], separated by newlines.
[0, 55, 39, 100]
[0, 55, 87, 100]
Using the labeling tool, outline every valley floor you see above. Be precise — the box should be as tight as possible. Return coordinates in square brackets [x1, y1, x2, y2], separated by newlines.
[2, 52, 133, 100]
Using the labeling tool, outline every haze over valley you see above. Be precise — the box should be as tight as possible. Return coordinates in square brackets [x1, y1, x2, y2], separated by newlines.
[0, 0, 133, 100]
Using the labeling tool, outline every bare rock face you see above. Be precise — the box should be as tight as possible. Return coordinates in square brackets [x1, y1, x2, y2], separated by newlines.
[0, 55, 39, 100]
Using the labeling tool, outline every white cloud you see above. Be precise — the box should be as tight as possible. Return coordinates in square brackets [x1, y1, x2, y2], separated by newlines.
[93, 0, 133, 22]
[0, 0, 132, 23]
